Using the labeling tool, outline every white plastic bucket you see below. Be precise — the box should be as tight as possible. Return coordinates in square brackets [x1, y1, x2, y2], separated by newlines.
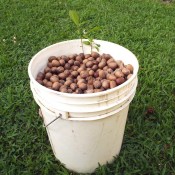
[28, 39, 139, 173]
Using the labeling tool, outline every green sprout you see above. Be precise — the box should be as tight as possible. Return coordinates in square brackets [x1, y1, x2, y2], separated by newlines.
[69, 10, 100, 53]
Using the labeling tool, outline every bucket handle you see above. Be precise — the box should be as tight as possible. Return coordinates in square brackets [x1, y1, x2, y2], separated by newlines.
[39, 108, 61, 128]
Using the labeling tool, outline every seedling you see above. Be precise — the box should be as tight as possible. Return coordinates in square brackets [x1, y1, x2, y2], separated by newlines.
[69, 10, 100, 53]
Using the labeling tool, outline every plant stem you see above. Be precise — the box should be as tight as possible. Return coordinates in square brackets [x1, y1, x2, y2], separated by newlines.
[80, 38, 84, 54]
[90, 43, 92, 54]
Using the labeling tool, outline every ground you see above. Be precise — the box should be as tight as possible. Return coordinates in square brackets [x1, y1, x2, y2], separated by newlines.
[0, 0, 175, 174]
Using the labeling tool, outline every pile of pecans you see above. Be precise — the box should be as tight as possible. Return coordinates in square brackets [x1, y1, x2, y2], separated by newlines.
[36, 52, 134, 94]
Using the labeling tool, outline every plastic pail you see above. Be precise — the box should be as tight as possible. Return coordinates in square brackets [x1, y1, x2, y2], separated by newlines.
[28, 39, 139, 173]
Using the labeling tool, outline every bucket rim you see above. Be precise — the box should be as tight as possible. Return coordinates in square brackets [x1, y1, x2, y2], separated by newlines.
[28, 39, 139, 98]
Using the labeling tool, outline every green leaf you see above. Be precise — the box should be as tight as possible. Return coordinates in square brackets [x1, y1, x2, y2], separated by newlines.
[96, 43, 101, 47]
[95, 46, 99, 51]
[69, 10, 79, 26]
[89, 26, 101, 32]
[83, 41, 91, 45]
[88, 38, 93, 43]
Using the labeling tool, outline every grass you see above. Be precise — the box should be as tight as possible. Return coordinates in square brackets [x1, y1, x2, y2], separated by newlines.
[0, 0, 175, 174]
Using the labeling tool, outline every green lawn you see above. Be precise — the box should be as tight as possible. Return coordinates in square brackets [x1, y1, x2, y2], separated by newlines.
[0, 0, 175, 174]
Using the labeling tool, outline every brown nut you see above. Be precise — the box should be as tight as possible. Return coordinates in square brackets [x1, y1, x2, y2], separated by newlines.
[98, 61, 106, 69]
[37, 72, 45, 80]
[87, 84, 94, 90]
[74, 79, 77, 83]
[46, 81, 52, 87]
[85, 89, 94, 93]
[96, 57, 102, 62]
[43, 79, 48, 85]
[36, 79, 44, 85]
[67, 89, 73, 93]
[60, 88, 68, 93]
[93, 80, 102, 89]
[125, 64, 134, 73]
[75, 88, 83, 94]
[83, 59, 88, 64]
[110, 81, 117, 89]
[64, 70, 70, 76]
[44, 67, 51, 73]
[77, 75, 82, 80]
[103, 66, 108, 71]
[127, 74, 133, 80]
[71, 71, 79, 78]
[59, 73, 66, 80]
[52, 60, 60, 67]
[86, 76, 93, 84]
[107, 58, 115, 64]
[107, 74, 116, 81]
[45, 72, 52, 80]
[64, 63, 71, 70]
[91, 52, 99, 59]
[77, 67, 84, 73]
[66, 77, 73, 81]
[51, 67, 58, 73]
[68, 54, 76, 60]
[65, 79, 73, 86]
[47, 62, 52, 68]
[59, 59, 65, 66]
[59, 80, 65, 85]
[115, 70, 124, 78]
[99, 70, 106, 79]
[80, 71, 89, 79]
[48, 56, 57, 62]
[92, 65, 98, 71]
[50, 75, 59, 83]
[76, 55, 83, 63]
[88, 57, 94, 61]
[122, 68, 130, 76]
[72, 66, 79, 71]
[108, 61, 118, 70]
[94, 72, 99, 78]
[89, 70, 94, 76]
[92, 60, 98, 65]
[61, 55, 69, 62]
[68, 59, 74, 66]
[116, 77, 125, 85]
[52, 82, 61, 90]
[78, 83, 87, 90]
[57, 66, 64, 73]
[79, 53, 85, 59]
[70, 83, 78, 91]
[74, 61, 80, 66]
[77, 79, 86, 85]
[107, 68, 113, 74]
[102, 80, 110, 89]
[86, 61, 93, 68]
[102, 53, 111, 60]
[116, 60, 124, 69]
[85, 54, 91, 59]
[59, 85, 68, 90]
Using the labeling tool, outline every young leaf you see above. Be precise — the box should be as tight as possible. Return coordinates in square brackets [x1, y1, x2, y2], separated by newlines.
[96, 43, 101, 47]
[88, 38, 93, 43]
[83, 41, 91, 45]
[89, 26, 101, 33]
[95, 46, 99, 52]
[69, 10, 80, 26]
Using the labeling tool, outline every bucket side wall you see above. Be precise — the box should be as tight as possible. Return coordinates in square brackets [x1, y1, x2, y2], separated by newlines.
[40, 104, 129, 173]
